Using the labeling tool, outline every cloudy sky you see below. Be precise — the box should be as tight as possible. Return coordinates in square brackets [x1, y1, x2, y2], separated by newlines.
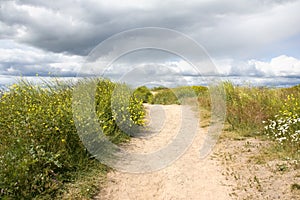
[0, 0, 300, 87]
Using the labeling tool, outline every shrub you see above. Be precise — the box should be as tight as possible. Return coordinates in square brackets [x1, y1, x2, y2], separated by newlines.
[0, 81, 82, 199]
[151, 86, 208, 105]
[0, 78, 145, 199]
[151, 86, 168, 91]
[191, 85, 208, 96]
[133, 86, 153, 103]
[151, 89, 179, 105]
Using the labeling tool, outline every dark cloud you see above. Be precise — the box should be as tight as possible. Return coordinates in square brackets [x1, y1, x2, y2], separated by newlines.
[0, 0, 300, 87]
[0, 40, 82, 76]
[228, 62, 265, 77]
[0, 62, 78, 77]
[1, 0, 299, 58]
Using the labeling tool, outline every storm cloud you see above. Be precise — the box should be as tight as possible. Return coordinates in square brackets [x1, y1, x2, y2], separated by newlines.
[0, 0, 300, 86]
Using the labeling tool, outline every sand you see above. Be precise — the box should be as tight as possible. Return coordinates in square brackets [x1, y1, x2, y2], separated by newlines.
[94, 104, 231, 200]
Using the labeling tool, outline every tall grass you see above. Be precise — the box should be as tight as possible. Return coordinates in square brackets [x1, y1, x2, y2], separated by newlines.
[222, 82, 282, 133]
[0, 78, 145, 199]
[220, 82, 300, 159]
[151, 82, 300, 157]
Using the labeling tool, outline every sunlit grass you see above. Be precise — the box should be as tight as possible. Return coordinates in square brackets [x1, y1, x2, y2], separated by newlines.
[0, 78, 145, 199]
[151, 82, 300, 159]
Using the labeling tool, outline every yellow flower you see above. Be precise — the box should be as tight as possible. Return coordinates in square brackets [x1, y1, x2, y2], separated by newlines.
[11, 84, 18, 89]
[61, 139, 66, 143]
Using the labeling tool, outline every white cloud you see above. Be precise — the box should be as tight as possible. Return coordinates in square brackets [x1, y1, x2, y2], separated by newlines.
[0, 40, 83, 76]
[0, 0, 299, 87]
[250, 55, 300, 77]
[213, 55, 300, 77]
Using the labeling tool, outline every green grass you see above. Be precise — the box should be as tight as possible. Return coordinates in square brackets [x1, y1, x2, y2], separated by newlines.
[221, 82, 299, 156]
[58, 162, 108, 200]
[152, 82, 300, 160]
[249, 142, 299, 164]
[0, 78, 145, 199]
[1, 79, 299, 199]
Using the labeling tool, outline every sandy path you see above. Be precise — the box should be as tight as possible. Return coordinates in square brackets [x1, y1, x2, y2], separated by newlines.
[94, 104, 231, 200]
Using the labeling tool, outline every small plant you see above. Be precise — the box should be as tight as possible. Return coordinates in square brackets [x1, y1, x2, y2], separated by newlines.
[291, 183, 300, 191]
[253, 176, 262, 192]
[276, 163, 288, 172]
[263, 94, 300, 151]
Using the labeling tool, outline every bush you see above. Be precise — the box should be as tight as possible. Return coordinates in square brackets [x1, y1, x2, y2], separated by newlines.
[151, 86, 168, 91]
[191, 85, 208, 96]
[151, 88, 179, 105]
[151, 86, 208, 105]
[0, 78, 145, 199]
[133, 86, 153, 103]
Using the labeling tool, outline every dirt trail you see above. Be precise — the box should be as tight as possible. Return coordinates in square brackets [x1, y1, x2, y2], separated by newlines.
[94, 104, 231, 200]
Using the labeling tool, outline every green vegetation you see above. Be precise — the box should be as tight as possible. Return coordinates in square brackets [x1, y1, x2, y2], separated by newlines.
[151, 85, 207, 105]
[222, 82, 281, 133]
[0, 79, 145, 199]
[263, 93, 300, 151]
[133, 86, 153, 103]
[151, 88, 179, 105]
[291, 183, 300, 191]
[221, 82, 299, 157]
[151, 86, 168, 91]
[1, 78, 299, 199]
[58, 162, 108, 199]
[152, 82, 300, 159]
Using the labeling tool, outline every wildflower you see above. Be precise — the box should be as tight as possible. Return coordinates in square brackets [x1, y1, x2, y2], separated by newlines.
[263, 94, 300, 147]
